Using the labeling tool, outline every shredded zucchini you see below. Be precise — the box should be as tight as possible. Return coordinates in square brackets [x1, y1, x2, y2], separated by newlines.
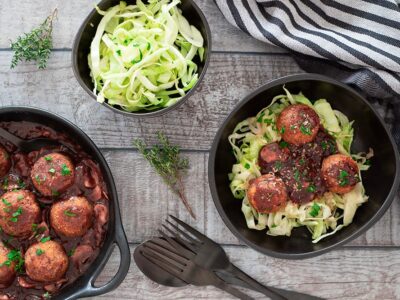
[88, 0, 204, 112]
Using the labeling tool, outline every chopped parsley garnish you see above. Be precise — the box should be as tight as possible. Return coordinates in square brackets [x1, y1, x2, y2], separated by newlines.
[2, 198, 11, 206]
[300, 124, 312, 135]
[116, 49, 121, 56]
[147, 42, 151, 50]
[67, 247, 76, 257]
[10, 207, 23, 222]
[64, 210, 77, 217]
[36, 248, 44, 256]
[51, 189, 59, 197]
[279, 141, 288, 148]
[299, 158, 305, 165]
[264, 118, 273, 125]
[44, 156, 52, 162]
[0, 250, 24, 273]
[280, 126, 285, 134]
[365, 159, 371, 165]
[48, 168, 56, 175]
[321, 141, 327, 150]
[307, 184, 316, 193]
[40, 236, 51, 243]
[338, 170, 349, 186]
[17, 179, 26, 189]
[309, 203, 321, 217]
[294, 169, 300, 182]
[274, 161, 283, 171]
[35, 175, 42, 184]
[257, 112, 265, 123]
[17, 195, 24, 201]
[43, 292, 51, 299]
[271, 224, 277, 228]
[61, 164, 71, 176]
[290, 125, 296, 130]
[2, 178, 9, 189]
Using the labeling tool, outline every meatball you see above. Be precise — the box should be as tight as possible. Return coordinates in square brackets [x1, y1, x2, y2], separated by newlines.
[50, 196, 93, 237]
[0, 145, 11, 178]
[25, 240, 68, 282]
[31, 153, 75, 197]
[258, 142, 289, 172]
[277, 104, 320, 145]
[321, 154, 359, 194]
[247, 174, 288, 213]
[0, 242, 16, 287]
[0, 190, 41, 237]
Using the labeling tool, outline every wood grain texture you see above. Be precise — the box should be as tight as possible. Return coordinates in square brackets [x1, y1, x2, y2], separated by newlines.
[0, 0, 282, 53]
[104, 150, 400, 247]
[92, 244, 400, 299]
[0, 51, 299, 150]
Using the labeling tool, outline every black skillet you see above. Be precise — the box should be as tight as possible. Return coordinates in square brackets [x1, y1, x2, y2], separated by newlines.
[0, 107, 130, 299]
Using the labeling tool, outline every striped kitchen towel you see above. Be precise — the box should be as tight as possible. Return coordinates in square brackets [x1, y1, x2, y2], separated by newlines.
[215, 0, 400, 148]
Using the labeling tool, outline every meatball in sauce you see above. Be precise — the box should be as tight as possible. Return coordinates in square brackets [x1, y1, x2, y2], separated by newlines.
[247, 174, 288, 213]
[30, 153, 75, 197]
[277, 104, 320, 146]
[25, 241, 68, 283]
[0, 190, 41, 237]
[322, 154, 359, 194]
[50, 196, 93, 237]
[0, 145, 11, 178]
[0, 242, 16, 288]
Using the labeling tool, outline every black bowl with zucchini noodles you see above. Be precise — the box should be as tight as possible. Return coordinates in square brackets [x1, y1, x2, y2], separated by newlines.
[229, 87, 372, 243]
[72, 0, 211, 116]
[209, 74, 400, 258]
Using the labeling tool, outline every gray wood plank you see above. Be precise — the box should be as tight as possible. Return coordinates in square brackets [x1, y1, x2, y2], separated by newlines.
[0, 51, 299, 150]
[105, 150, 400, 247]
[92, 244, 400, 299]
[0, 0, 282, 53]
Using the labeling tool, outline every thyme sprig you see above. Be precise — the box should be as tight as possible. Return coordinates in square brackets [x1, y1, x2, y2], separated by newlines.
[10, 8, 57, 69]
[134, 132, 195, 219]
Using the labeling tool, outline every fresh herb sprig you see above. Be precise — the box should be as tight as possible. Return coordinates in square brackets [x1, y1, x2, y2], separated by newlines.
[10, 8, 57, 69]
[133, 132, 195, 219]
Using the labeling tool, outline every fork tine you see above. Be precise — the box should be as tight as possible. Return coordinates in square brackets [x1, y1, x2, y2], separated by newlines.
[162, 224, 197, 252]
[141, 249, 183, 279]
[145, 241, 188, 266]
[158, 229, 195, 258]
[148, 238, 186, 259]
[166, 220, 200, 245]
[169, 215, 207, 241]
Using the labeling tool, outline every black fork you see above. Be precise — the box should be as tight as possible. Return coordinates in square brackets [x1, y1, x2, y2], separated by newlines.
[140, 240, 252, 300]
[159, 215, 324, 300]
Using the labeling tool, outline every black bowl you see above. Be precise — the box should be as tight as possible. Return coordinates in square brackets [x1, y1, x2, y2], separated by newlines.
[0, 107, 130, 299]
[209, 74, 400, 259]
[72, 0, 211, 117]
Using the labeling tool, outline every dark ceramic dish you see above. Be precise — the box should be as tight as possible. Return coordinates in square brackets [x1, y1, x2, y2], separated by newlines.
[209, 74, 400, 259]
[72, 0, 212, 117]
[0, 107, 130, 299]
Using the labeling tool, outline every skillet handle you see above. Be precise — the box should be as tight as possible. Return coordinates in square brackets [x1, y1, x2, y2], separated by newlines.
[66, 224, 131, 299]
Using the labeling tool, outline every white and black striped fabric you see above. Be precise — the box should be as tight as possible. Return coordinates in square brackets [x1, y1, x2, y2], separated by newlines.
[215, 0, 400, 147]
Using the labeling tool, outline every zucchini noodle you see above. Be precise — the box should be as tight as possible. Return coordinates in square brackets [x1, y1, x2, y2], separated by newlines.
[88, 0, 204, 112]
[229, 88, 372, 243]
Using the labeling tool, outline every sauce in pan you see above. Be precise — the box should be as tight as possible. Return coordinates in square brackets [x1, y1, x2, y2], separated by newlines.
[0, 121, 109, 299]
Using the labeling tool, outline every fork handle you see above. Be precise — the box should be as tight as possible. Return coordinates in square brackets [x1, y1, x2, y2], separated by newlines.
[213, 280, 253, 300]
[226, 263, 287, 300]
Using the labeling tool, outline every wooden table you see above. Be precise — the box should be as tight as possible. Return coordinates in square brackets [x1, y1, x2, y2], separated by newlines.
[1, 1, 399, 299]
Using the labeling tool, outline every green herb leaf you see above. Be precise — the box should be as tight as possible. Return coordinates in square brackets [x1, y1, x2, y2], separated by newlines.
[64, 210, 76, 217]
[300, 124, 312, 135]
[307, 184, 316, 193]
[61, 164, 71, 176]
[274, 161, 283, 171]
[10, 9, 57, 69]
[309, 203, 321, 217]
[36, 249, 44, 256]
[48, 168, 56, 175]
[133, 132, 195, 218]
[279, 141, 288, 148]
[67, 247, 76, 257]
[0, 250, 24, 273]
[338, 170, 349, 186]
[40, 236, 51, 243]
[17, 195, 24, 201]
[44, 156, 52, 162]
[244, 163, 250, 170]
[2, 198, 11, 206]
[280, 126, 285, 134]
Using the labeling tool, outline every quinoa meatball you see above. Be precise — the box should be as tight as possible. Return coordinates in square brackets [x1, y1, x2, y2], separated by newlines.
[321, 154, 359, 194]
[31, 153, 75, 197]
[0, 242, 16, 287]
[25, 241, 68, 283]
[258, 142, 289, 172]
[0, 145, 11, 178]
[247, 174, 288, 213]
[0, 190, 41, 237]
[277, 104, 320, 145]
[50, 196, 93, 237]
